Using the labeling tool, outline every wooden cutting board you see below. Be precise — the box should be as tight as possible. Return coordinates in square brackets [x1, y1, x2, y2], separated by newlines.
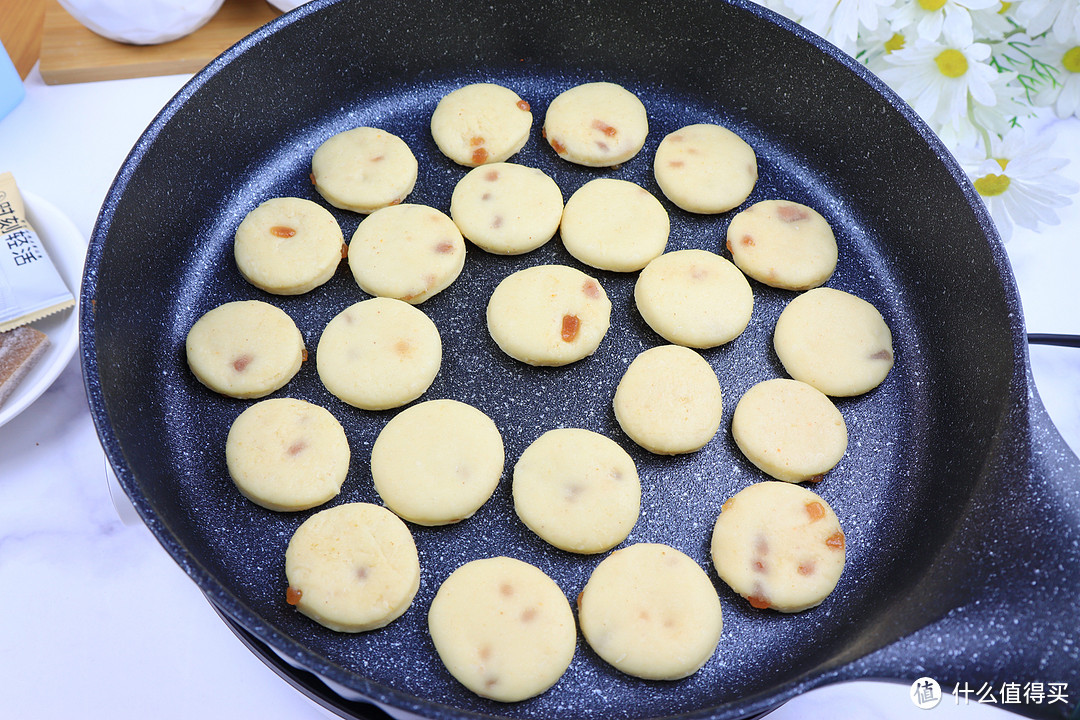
[39, 0, 281, 85]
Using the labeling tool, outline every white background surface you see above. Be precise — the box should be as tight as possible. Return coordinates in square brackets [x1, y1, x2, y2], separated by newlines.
[1, 47, 1078, 720]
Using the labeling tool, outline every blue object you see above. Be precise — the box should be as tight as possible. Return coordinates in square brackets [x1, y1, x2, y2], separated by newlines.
[0, 40, 25, 122]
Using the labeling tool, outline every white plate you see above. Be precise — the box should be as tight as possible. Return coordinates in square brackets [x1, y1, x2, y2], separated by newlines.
[0, 191, 85, 427]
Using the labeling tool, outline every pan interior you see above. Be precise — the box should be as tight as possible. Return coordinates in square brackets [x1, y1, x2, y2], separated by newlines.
[84, 1, 1017, 718]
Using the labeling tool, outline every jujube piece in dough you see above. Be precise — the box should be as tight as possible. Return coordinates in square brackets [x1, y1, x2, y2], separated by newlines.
[427, 557, 576, 702]
[185, 300, 304, 399]
[285, 502, 420, 632]
[225, 398, 350, 511]
[726, 200, 837, 290]
[577, 542, 723, 680]
[449, 162, 563, 255]
[634, 249, 753, 348]
[731, 378, 847, 483]
[486, 264, 611, 366]
[710, 481, 845, 613]
[316, 297, 442, 410]
[613, 344, 723, 455]
[653, 123, 757, 214]
[542, 81, 649, 167]
[559, 178, 669, 272]
[371, 399, 505, 526]
[348, 203, 466, 304]
[773, 287, 894, 396]
[430, 83, 533, 167]
[233, 197, 345, 295]
[512, 428, 641, 554]
[311, 127, 418, 214]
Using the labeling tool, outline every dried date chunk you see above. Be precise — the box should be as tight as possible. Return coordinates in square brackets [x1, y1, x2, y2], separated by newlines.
[711, 481, 846, 613]
[577, 543, 723, 680]
[726, 200, 837, 290]
[185, 300, 304, 399]
[773, 287, 894, 396]
[311, 126, 417, 214]
[653, 123, 757, 214]
[449, 162, 563, 255]
[559, 178, 670, 272]
[285, 502, 420, 632]
[428, 557, 576, 702]
[542, 81, 649, 167]
[431, 83, 533, 167]
[372, 399, 505, 526]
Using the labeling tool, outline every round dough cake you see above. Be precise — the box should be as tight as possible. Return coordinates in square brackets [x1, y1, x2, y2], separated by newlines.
[430, 83, 533, 167]
[542, 81, 648, 167]
[577, 543, 723, 680]
[732, 378, 848, 483]
[371, 399, 505, 526]
[634, 249, 753, 348]
[186, 300, 304, 399]
[347, 203, 466, 304]
[773, 287, 894, 397]
[613, 344, 723, 455]
[449, 162, 563, 255]
[316, 297, 442, 410]
[512, 428, 640, 554]
[710, 481, 845, 613]
[233, 197, 344, 295]
[284, 502, 420, 632]
[428, 556, 576, 702]
[726, 200, 837, 290]
[559, 178, 669, 272]
[486, 264, 611, 366]
[225, 398, 350, 511]
[653, 123, 757, 214]
[311, 127, 418, 214]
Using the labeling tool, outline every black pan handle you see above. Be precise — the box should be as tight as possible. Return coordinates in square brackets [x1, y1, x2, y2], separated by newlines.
[1028, 333, 1080, 348]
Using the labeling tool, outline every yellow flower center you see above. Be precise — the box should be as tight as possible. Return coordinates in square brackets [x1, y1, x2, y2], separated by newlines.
[996, 158, 1009, 171]
[1064, 47, 1080, 73]
[998, 2, 1011, 14]
[935, 49, 969, 78]
[884, 33, 905, 53]
[974, 173, 1011, 197]
[919, 0, 947, 10]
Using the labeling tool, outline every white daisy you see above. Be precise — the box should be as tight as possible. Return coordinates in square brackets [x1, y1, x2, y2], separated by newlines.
[782, 0, 894, 55]
[1028, 35, 1080, 119]
[1014, 0, 1080, 43]
[956, 127, 1079, 240]
[887, 0, 1001, 46]
[971, 1, 1016, 41]
[877, 28, 1001, 133]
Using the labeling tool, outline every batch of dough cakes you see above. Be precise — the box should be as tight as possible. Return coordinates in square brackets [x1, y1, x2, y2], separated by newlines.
[184, 80, 895, 704]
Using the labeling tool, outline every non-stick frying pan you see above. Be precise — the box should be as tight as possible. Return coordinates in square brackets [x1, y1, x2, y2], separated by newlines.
[80, 1, 1080, 718]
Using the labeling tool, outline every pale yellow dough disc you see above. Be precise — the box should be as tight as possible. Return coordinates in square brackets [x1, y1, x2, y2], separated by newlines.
[311, 127, 418, 214]
[634, 249, 753, 348]
[225, 398, 350, 511]
[773, 287, 894, 397]
[285, 502, 420, 632]
[233, 197, 344, 295]
[428, 556, 576, 702]
[726, 200, 837, 290]
[371, 399, 505, 526]
[316, 297, 442, 410]
[512, 428, 640, 554]
[486, 265, 611, 366]
[185, 300, 304, 399]
[430, 83, 533, 167]
[710, 481, 845, 613]
[577, 543, 723, 680]
[542, 81, 648, 167]
[732, 379, 847, 483]
[449, 162, 563, 255]
[653, 123, 757, 214]
[559, 178, 669, 272]
[613, 344, 723, 455]
[347, 203, 466, 304]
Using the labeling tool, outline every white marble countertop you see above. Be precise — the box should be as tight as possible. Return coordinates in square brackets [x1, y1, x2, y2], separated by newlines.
[1, 57, 1077, 720]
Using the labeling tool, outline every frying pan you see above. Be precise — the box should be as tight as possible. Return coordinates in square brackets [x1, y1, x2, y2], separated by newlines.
[80, 0, 1080, 718]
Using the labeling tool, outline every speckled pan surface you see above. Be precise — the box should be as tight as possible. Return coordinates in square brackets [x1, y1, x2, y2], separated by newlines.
[80, 1, 1080, 719]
